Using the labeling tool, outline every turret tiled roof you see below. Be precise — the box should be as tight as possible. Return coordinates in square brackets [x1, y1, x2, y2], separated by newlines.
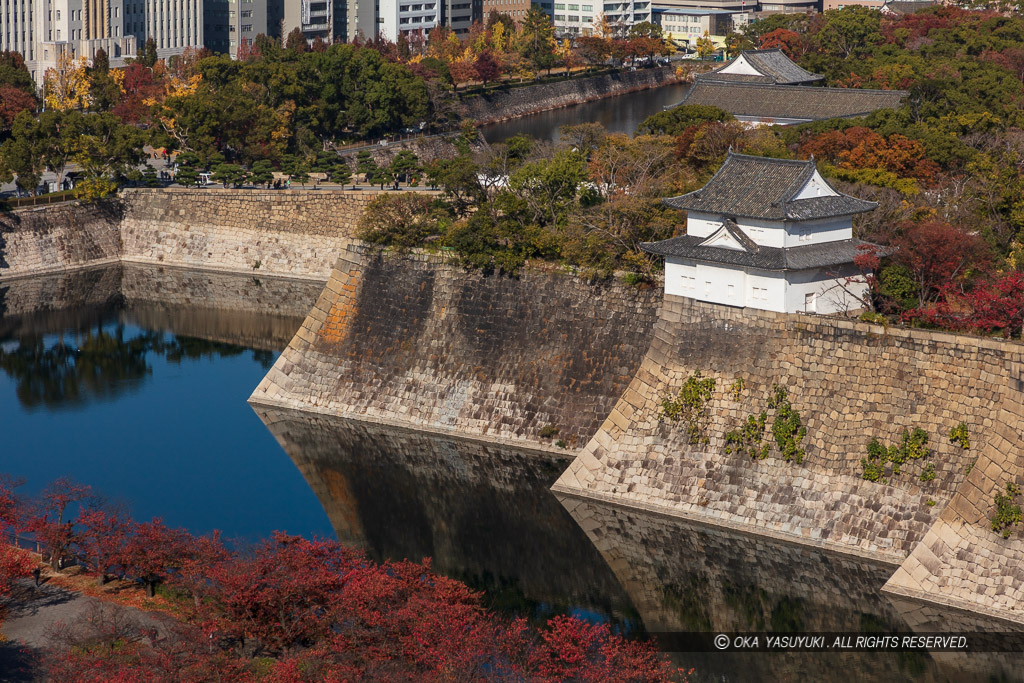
[697, 49, 824, 86]
[641, 234, 891, 271]
[681, 81, 908, 122]
[662, 152, 877, 221]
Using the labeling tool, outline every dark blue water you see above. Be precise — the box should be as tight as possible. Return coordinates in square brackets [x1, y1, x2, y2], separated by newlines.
[0, 270, 333, 544]
[480, 82, 691, 144]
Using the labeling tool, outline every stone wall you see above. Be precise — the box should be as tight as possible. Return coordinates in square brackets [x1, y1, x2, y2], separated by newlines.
[119, 188, 385, 279]
[0, 201, 121, 279]
[461, 66, 681, 124]
[249, 244, 662, 450]
[553, 294, 1024, 622]
[1, 188, 402, 281]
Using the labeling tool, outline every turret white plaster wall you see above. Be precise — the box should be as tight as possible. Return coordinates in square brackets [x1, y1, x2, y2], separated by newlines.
[665, 258, 867, 314]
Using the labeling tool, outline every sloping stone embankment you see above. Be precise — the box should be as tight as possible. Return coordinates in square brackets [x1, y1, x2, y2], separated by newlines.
[0, 201, 121, 279]
[461, 66, 682, 125]
[553, 294, 1024, 623]
[0, 188, 392, 281]
[119, 188, 378, 278]
[249, 244, 661, 451]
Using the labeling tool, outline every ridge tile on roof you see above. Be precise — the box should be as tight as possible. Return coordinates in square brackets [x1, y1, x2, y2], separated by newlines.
[698, 49, 824, 86]
[661, 152, 877, 220]
[640, 237, 892, 271]
[681, 81, 908, 122]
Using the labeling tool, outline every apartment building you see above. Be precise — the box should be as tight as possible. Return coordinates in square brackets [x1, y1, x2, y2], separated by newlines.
[280, 0, 348, 42]
[2, 0, 201, 86]
[481, 0, 529, 23]
[204, 0, 282, 56]
[376, 0, 439, 40]
[552, 0, 598, 36]
[602, 0, 650, 36]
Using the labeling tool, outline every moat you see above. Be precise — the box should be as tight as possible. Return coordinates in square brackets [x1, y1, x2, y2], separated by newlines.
[2, 264, 1021, 682]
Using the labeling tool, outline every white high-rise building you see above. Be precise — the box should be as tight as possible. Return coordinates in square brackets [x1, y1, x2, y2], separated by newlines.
[602, 0, 650, 35]
[549, 0, 598, 37]
[1, 0, 202, 86]
[379, 0, 439, 41]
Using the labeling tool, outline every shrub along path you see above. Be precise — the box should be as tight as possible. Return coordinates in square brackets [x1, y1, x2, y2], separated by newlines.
[0, 569, 175, 682]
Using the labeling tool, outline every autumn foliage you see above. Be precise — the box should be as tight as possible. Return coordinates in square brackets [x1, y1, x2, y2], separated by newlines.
[0, 477, 683, 681]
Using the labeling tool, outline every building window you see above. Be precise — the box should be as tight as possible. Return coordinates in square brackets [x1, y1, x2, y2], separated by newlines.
[241, 9, 252, 16]
[241, 24, 252, 31]
[752, 287, 767, 301]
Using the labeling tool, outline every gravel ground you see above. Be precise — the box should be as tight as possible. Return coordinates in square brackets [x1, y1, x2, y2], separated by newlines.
[0, 578, 174, 682]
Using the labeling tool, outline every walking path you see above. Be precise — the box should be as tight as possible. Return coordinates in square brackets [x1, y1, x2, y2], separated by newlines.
[0, 577, 173, 682]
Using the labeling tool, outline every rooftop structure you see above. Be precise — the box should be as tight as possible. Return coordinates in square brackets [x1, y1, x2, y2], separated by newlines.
[696, 48, 823, 85]
[662, 153, 877, 220]
[679, 81, 908, 125]
[643, 152, 887, 314]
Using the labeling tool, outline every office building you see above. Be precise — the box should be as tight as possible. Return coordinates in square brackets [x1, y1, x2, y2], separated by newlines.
[2, 0, 202, 86]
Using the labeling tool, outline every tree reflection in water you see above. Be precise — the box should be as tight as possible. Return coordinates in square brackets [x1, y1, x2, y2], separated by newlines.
[0, 322, 273, 410]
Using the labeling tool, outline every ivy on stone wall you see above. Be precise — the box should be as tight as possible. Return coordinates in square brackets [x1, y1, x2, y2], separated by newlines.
[724, 383, 806, 465]
[991, 482, 1022, 538]
[949, 422, 970, 449]
[660, 372, 716, 445]
[861, 428, 931, 483]
[724, 412, 768, 459]
[767, 385, 806, 465]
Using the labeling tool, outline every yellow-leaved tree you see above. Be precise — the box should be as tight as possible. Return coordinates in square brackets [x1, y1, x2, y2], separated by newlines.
[492, 22, 507, 53]
[696, 32, 716, 60]
[43, 54, 91, 111]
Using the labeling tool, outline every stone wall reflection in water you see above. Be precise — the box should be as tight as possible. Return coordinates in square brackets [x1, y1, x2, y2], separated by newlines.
[0, 264, 322, 410]
[559, 496, 1024, 682]
[253, 406, 640, 628]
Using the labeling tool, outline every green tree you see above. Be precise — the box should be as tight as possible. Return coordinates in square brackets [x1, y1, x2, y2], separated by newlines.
[286, 28, 308, 53]
[174, 151, 202, 187]
[0, 111, 46, 194]
[249, 160, 275, 188]
[92, 48, 109, 74]
[331, 159, 353, 188]
[813, 6, 883, 60]
[72, 113, 146, 187]
[519, 7, 556, 74]
[637, 104, 735, 136]
[142, 38, 158, 68]
[283, 154, 310, 187]
[629, 22, 662, 39]
[0, 50, 36, 94]
[356, 151, 378, 187]
[389, 150, 420, 187]
[212, 162, 247, 187]
[424, 154, 481, 216]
